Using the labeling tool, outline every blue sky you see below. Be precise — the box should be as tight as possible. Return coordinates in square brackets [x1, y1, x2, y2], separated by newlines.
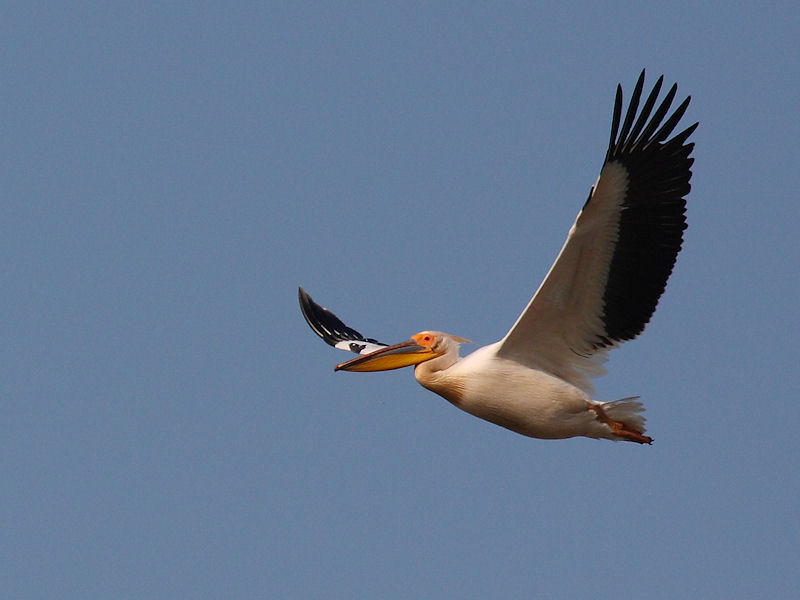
[3, 2, 799, 598]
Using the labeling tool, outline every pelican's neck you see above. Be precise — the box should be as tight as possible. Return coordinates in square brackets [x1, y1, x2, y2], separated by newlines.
[413, 351, 465, 404]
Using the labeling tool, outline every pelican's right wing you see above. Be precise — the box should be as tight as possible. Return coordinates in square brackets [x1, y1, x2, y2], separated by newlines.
[298, 286, 388, 355]
[496, 71, 696, 393]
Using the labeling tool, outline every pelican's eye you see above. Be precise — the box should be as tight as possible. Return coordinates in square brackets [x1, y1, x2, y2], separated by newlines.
[414, 333, 435, 349]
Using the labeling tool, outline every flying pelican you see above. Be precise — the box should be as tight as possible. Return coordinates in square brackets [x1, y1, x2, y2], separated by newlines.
[299, 71, 696, 443]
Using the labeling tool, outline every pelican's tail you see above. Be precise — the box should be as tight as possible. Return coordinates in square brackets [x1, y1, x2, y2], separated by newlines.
[603, 397, 646, 434]
[588, 397, 652, 444]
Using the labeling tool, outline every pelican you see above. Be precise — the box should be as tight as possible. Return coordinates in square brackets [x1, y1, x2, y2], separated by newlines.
[299, 71, 696, 444]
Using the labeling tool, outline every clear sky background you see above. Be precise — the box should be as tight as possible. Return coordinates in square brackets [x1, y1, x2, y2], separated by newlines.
[3, 2, 799, 598]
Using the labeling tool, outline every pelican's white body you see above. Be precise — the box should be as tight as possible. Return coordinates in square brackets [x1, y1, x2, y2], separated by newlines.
[413, 340, 644, 441]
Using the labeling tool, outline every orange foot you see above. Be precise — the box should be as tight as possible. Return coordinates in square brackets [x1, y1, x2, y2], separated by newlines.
[588, 403, 653, 444]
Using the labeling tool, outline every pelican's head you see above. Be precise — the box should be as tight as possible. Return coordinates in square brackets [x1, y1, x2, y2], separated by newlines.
[334, 331, 471, 372]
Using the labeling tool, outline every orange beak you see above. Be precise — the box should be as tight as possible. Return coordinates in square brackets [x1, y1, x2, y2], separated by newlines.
[334, 338, 437, 372]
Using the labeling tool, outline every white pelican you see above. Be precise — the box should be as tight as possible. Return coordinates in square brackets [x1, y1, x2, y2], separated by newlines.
[299, 71, 696, 444]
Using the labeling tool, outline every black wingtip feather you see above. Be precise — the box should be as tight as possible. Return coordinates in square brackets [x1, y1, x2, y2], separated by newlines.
[298, 286, 374, 347]
[597, 73, 697, 346]
[616, 70, 646, 152]
[606, 85, 624, 163]
[622, 75, 663, 155]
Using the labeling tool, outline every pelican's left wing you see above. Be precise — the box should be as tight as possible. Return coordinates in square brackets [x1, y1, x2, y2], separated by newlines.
[496, 71, 697, 393]
[298, 286, 388, 355]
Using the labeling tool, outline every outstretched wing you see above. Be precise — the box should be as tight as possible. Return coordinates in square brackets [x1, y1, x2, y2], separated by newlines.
[496, 71, 697, 393]
[298, 286, 388, 355]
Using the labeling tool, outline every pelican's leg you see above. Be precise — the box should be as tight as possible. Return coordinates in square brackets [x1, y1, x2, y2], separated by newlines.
[587, 402, 653, 444]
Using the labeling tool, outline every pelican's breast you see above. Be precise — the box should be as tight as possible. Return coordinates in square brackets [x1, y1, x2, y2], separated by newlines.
[426, 346, 593, 438]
